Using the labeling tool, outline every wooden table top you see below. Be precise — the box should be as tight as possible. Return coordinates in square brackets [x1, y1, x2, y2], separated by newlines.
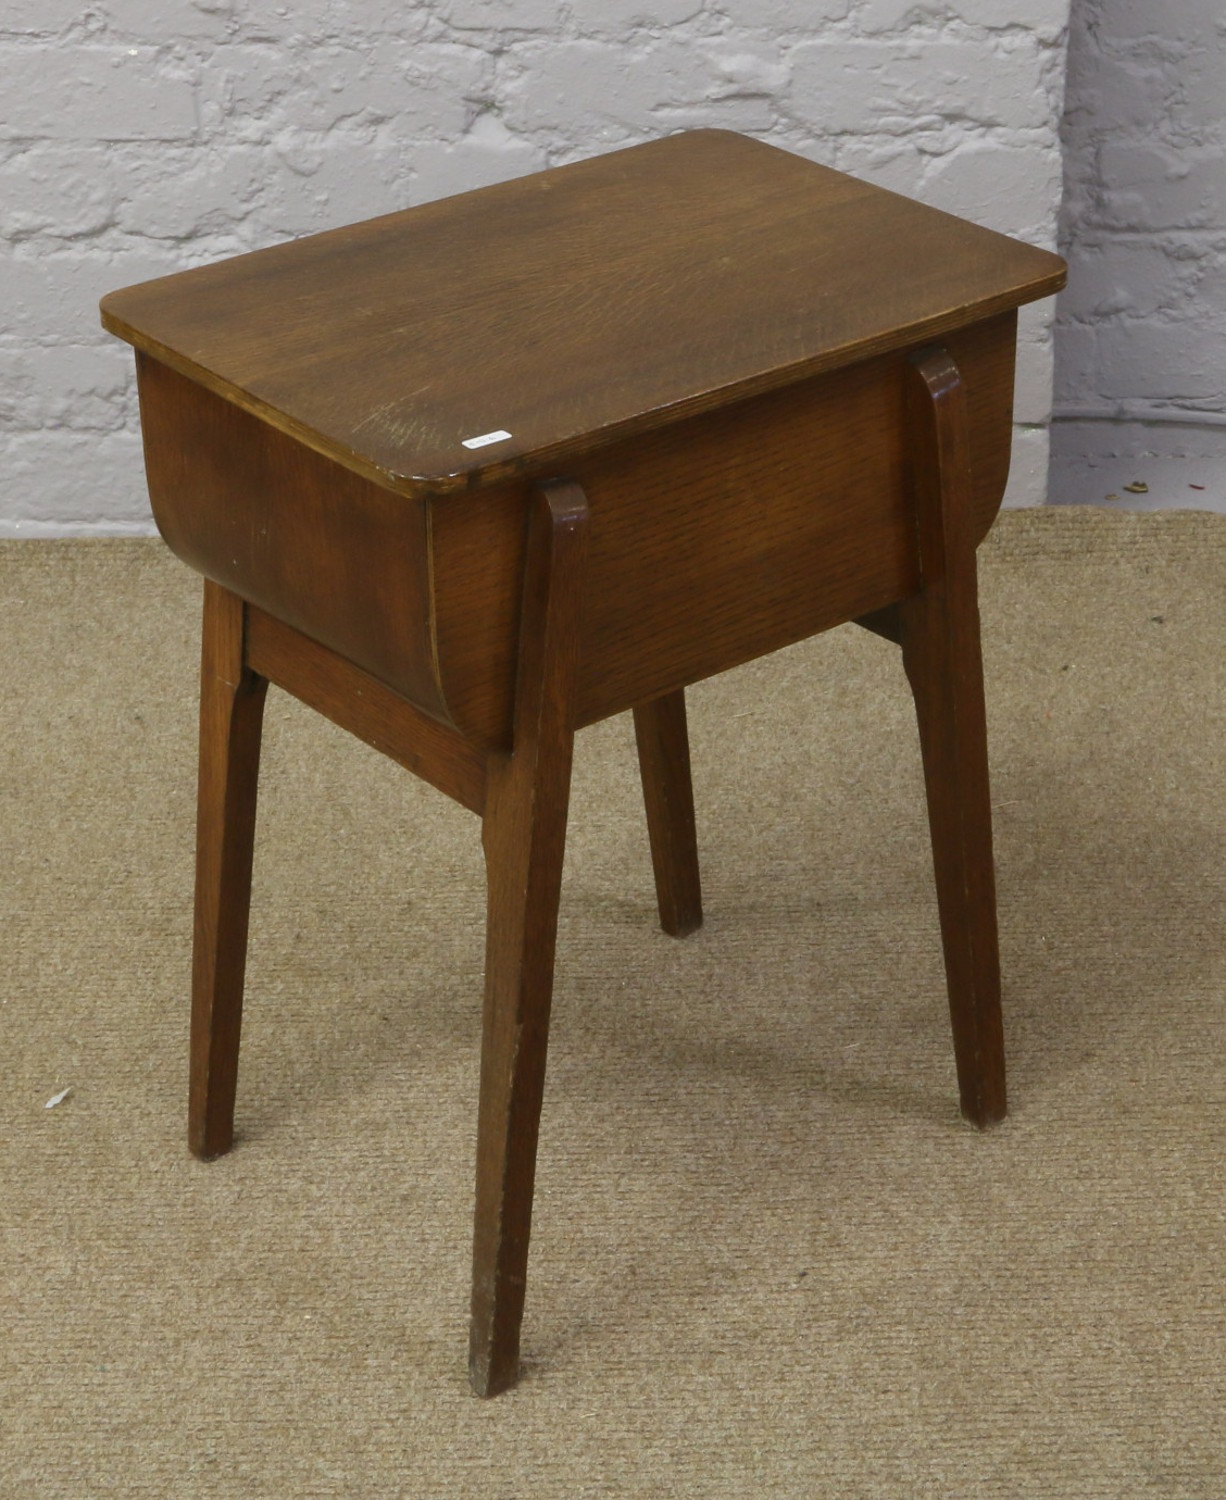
[101, 129, 1065, 499]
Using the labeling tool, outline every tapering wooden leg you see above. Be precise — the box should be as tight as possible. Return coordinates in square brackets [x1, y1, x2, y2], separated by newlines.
[898, 348, 1006, 1128]
[633, 689, 703, 938]
[469, 480, 590, 1397]
[189, 579, 268, 1159]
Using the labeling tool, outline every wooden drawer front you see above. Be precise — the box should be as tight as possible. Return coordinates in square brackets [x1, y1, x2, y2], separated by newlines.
[430, 316, 1016, 747]
[135, 354, 448, 726]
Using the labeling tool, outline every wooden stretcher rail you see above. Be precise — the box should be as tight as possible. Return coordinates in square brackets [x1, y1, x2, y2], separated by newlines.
[245, 605, 488, 816]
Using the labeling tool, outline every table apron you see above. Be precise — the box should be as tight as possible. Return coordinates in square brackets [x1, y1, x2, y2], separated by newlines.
[430, 313, 1017, 745]
[134, 312, 1017, 752]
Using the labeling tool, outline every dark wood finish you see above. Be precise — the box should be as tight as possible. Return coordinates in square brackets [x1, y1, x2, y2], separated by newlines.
[101, 130, 1067, 1394]
[132, 313, 1017, 752]
[133, 353, 448, 728]
[245, 606, 486, 816]
[428, 314, 1020, 747]
[898, 349, 1006, 1127]
[101, 131, 1063, 499]
[469, 481, 590, 1397]
[633, 690, 703, 938]
[189, 580, 268, 1159]
[118, 133, 1048, 754]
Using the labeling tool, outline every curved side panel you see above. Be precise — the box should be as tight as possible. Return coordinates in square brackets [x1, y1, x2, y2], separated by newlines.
[135, 353, 450, 728]
[430, 479, 532, 751]
[964, 310, 1017, 547]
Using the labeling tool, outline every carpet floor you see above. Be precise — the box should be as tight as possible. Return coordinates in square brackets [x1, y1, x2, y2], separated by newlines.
[2, 507, 1225, 1497]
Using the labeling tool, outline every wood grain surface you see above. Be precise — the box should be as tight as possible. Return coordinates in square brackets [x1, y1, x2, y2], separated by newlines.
[134, 353, 447, 726]
[188, 581, 268, 1160]
[633, 690, 703, 939]
[245, 606, 487, 816]
[470, 481, 591, 1397]
[103, 130, 1064, 499]
[429, 314, 1019, 746]
[99, 132, 1064, 1393]
[898, 350, 1006, 1126]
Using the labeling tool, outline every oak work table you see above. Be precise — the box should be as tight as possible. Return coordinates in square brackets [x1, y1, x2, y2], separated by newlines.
[101, 129, 1066, 1396]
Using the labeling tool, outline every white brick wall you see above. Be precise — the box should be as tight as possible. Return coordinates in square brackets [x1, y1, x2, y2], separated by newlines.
[1051, 0, 1226, 499]
[1, 2, 1070, 533]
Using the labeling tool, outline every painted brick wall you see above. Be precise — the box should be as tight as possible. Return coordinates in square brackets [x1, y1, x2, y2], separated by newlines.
[1, 1, 1070, 533]
[1051, 0, 1226, 496]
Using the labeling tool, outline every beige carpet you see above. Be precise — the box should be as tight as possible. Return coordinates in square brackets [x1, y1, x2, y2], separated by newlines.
[3, 508, 1225, 1497]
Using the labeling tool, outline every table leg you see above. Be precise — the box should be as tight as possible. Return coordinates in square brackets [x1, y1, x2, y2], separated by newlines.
[898, 349, 1007, 1127]
[469, 480, 590, 1397]
[633, 690, 703, 937]
[189, 580, 268, 1159]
